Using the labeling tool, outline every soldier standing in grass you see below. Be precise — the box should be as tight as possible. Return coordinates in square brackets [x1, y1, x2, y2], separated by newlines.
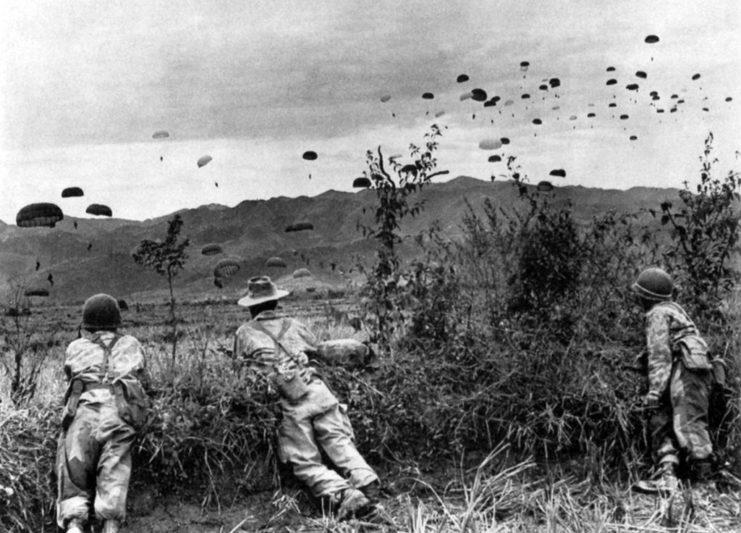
[56, 294, 150, 533]
[233, 276, 382, 519]
[631, 268, 715, 493]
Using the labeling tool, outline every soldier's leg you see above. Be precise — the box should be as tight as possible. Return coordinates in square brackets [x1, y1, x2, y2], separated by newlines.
[94, 404, 137, 524]
[648, 393, 680, 469]
[671, 363, 713, 467]
[56, 405, 100, 529]
[311, 394, 378, 489]
[278, 394, 350, 498]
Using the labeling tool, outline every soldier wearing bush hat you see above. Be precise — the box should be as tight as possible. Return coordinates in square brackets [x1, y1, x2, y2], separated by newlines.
[630, 268, 715, 494]
[234, 276, 382, 519]
[56, 294, 150, 533]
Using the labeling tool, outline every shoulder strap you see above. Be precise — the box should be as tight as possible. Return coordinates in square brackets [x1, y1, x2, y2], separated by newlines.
[252, 320, 300, 365]
[92, 333, 121, 382]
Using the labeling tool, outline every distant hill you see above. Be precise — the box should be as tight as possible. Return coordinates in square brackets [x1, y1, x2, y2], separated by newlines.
[0, 177, 686, 304]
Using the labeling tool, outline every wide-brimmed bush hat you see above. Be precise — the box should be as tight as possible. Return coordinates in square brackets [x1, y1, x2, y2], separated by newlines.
[237, 275, 290, 307]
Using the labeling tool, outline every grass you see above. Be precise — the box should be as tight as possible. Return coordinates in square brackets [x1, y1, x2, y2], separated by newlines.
[1, 297, 740, 532]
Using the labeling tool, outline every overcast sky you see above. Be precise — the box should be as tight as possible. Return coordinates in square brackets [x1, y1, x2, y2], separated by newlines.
[1, 0, 739, 223]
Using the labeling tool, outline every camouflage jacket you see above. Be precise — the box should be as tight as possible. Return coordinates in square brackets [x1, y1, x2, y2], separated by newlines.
[64, 331, 147, 404]
[233, 311, 318, 397]
[643, 301, 705, 397]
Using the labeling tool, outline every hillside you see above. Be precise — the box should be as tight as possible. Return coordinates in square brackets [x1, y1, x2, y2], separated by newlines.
[0, 177, 683, 304]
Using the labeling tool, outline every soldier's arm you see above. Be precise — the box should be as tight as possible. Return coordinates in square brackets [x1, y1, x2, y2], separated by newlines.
[646, 311, 672, 399]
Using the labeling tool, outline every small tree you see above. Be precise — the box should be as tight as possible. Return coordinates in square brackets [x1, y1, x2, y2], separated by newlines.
[660, 132, 740, 322]
[358, 125, 449, 352]
[133, 214, 189, 363]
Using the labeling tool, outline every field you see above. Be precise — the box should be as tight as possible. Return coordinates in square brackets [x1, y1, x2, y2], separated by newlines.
[2, 288, 741, 533]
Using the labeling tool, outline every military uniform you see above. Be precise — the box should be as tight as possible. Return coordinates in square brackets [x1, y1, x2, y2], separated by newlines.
[234, 311, 378, 498]
[643, 300, 713, 468]
[56, 331, 148, 530]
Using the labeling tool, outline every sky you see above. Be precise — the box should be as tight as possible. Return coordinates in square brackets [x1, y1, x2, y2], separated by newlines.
[1, 0, 739, 223]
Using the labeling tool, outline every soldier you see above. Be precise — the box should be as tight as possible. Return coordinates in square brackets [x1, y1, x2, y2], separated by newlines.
[56, 294, 150, 533]
[631, 267, 714, 493]
[233, 276, 381, 519]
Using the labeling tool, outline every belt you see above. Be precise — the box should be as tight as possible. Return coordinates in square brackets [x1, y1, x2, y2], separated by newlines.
[83, 382, 114, 392]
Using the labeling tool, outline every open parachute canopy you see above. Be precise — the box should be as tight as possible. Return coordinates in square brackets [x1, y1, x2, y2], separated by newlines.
[61, 187, 84, 198]
[152, 130, 170, 139]
[353, 177, 371, 188]
[456, 74, 469, 83]
[285, 220, 314, 232]
[422, 92, 434, 99]
[488, 155, 502, 163]
[201, 243, 223, 256]
[537, 181, 554, 192]
[549, 169, 567, 178]
[86, 204, 112, 217]
[266, 256, 287, 268]
[197, 155, 213, 168]
[479, 139, 502, 151]
[16, 203, 64, 228]
[24, 287, 49, 297]
[645, 35, 660, 44]
[635, 71, 647, 79]
[470, 88, 487, 102]
[380, 94, 391, 103]
[214, 257, 240, 278]
[293, 268, 312, 279]
[549, 78, 561, 88]
[302, 151, 318, 161]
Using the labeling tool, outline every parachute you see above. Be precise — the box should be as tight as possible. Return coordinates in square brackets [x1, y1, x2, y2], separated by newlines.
[302, 151, 318, 161]
[152, 130, 169, 139]
[500, 137, 510, 145]
[504, 99, 514, 106]
[629, 135, 638, 141]
[532, 118, 542, 125]
[521, 93, 530, 99]
[266, 256, 287, 268]
[456, 74, 469, 83]
[488, 155, 502, 163]
[201, 244, 223, 256]
[609, 102, 617, 107]
[16, 203, 64, 228]
[422, 92, 434, 99]
[635, 71, 647, 79]
[197, 155, 212, 168]
[478, 139, 502, 150]
[353, 177, 371, 188]
[726, 97, 733, 102]
[587, 113, 596, 118]
[606, 66, 616, 72]
[214, 258, 240, 278]
[470, 88, 487, 102]
[691, 73, 701, 81]
[61, 187, 83, 198]
[285, 221, 314, 232]
[86, 204, 112, 217]
[620, 114, 629, 120]
[520, 60, 530, 69]
[549, 169, 567, 178]
[645, 35, 660, 44]
[380, 94, 391, 103]
[606, 79, 617, 86]
[434, 111, 445, 117]
[626, 83, 639, 91]
[569, 115, 577, 121]
[293, 268, 312, 279]
[24, 287, 49, 297]
[539, 84, 548, 91]
[537, 181, 554, 192]
[549, 78, 560, 88]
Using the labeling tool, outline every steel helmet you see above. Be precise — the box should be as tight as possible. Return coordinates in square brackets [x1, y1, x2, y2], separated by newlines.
[82, 293, 122, 330]
[631, 267, 673, 302]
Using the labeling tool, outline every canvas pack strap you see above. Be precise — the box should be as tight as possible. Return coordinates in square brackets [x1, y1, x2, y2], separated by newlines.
[91, 333, 121, 383]
[252, 320, 301, 366]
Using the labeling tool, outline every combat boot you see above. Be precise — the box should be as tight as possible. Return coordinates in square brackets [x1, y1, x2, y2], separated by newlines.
[632, 461, 678, 494]
[66, 518, 85, 533]
[337, 487, 371, 520]
[101, 519, 121, 533]
[689, 460, 713, 484]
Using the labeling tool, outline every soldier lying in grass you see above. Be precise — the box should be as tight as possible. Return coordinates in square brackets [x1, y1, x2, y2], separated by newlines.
[630, 267, 717, 494]
[233, 276, 382, 519]
[56, 294, 150, 533]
